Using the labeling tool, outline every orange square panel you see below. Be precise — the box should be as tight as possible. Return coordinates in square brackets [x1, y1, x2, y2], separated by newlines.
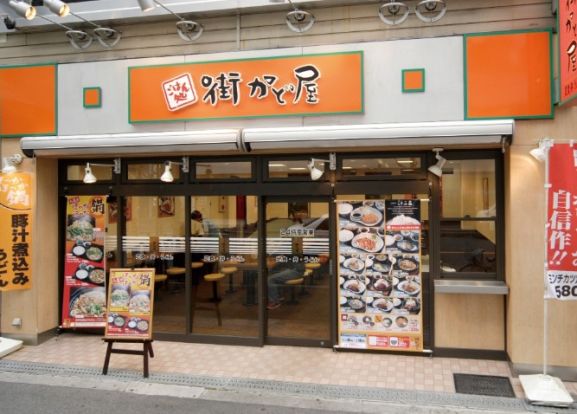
[464, 30, 553, 119]
[402, 69, 425, 93]
[0, 64, 57, 136]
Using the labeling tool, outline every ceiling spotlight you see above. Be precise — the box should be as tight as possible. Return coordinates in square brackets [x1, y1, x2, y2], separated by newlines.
[428, 148, 446, 177]
[139, 0, 204, 42]
[8, 1, 36, 20]
[1, 154, 23, 174]
[83, 159, 121, 184]
[378, 1, 409, 25]
[530, 138, 553, 162]
[415, 0, 447, 23]
[270, 0, 315, 33]
[160, 157, 189, 183]
[307, 153, 336, 181]
[44, 0, 70, 17]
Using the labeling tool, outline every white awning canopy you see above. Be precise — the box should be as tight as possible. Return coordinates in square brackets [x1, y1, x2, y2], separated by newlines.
[21, 120, 514, 158]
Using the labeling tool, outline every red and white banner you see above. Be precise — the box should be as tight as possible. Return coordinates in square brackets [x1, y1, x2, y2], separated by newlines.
[546, 143, 577, 299]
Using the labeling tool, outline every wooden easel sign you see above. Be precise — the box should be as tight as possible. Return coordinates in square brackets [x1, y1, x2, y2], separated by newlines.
[102, 268, 155, 377]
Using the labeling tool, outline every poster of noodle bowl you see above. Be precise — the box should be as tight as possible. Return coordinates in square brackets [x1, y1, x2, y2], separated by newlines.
[336, 199, 423, 352]
[105, 268, 155, 339]
[61, 196, 108, 329]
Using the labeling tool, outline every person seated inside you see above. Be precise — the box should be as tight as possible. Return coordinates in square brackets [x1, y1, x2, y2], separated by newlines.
[191, 210, 220, 237]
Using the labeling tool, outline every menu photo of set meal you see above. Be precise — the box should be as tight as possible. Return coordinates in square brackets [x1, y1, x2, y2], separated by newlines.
[62, 196, 108, 328]
[105, 268, 155, 339]
[337, 199, 424, 352]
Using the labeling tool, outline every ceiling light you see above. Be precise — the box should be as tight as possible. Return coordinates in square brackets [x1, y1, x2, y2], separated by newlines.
[530, 138, 553, 162]
[8, 1, 36, 20]
[415, 0, 447, 23]
[1, 154, 23, 174]
[428, 148, 446, 177]
[139, 0, 203, 41]
[269, 163, 287, 167]
[397, 159, 414, 164]
[44, 0, 70, 17]
[160, 157, 189, 183]
[378, 1, 409, 25]
[307, 153, 336, 181]
[83, 159, 121, 184]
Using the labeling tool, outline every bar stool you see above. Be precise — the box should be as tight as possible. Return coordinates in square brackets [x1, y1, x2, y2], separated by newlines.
[305, 262, 321, 284]
[220, 266, 238, 293]
[166, 267, 185, 291]
[202, 273, 225, 326]
[301, 269, 313, 295]
[285, 277, 304, 304]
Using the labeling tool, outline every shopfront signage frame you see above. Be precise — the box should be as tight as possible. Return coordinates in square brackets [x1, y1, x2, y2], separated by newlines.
[128, 51, 364, 123]
[558, 0, 577, 106]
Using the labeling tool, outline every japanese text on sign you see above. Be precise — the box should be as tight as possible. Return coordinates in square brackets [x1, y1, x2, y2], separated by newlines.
[560, 0, 577, 102]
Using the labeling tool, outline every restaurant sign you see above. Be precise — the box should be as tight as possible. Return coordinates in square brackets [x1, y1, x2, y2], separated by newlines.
[560, 0, 577, 105]
[0, 172, 33, 291]
[546, 143, 577, 299]
[129, 52, 363, 123]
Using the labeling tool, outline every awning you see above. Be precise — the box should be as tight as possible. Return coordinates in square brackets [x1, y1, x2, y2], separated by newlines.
[21, 120, 514, 157]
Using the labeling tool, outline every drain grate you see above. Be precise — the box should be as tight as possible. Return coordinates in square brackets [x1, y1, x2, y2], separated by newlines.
[454, 373, 515, 398]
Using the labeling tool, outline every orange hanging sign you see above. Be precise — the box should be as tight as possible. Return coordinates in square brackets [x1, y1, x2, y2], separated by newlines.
[0, 172, 34, 291]
[129, 52, 364, 123]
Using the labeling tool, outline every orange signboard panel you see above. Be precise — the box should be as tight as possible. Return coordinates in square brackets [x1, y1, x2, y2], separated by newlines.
[0, 173, 33, 291]
[465, 30, 553, 119]
[129, 52, 363, 123]
[0, 64, 57, 136]
[559, 1, 577, 104]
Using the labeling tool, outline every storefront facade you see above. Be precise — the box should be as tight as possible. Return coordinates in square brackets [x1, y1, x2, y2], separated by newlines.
[1, 0, 576, 380]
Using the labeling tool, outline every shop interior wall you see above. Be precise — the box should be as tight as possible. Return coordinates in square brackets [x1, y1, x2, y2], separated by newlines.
[0, 139, 59, 344]
[0, 1, 554, 66]
[508, 105, 577, 376]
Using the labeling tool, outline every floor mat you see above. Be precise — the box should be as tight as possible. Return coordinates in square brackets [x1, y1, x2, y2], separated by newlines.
[453, 373, 516, 398]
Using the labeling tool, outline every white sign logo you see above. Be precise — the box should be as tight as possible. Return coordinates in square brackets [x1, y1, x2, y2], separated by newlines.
[161, 73, 198, 111]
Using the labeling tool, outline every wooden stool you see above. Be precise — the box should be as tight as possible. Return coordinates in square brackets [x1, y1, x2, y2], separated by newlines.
[220, 266, 238, 293]
[305, 263, 321, 284]
[285, 277, 304, 304]
[199, 273, 225, 326]
[154, 274, 167, 297]
[301, 269, 313, 295]
[191, 262, 204, 269]
[166, 267, 185, 291]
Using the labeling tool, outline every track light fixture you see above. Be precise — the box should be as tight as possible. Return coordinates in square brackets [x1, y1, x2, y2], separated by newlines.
[428, 148, 446, 177]
[530, 138, 553, 162]
[1, 154, 23, 174]
[44, 0, 70, 18]
[415, 0, 447, 23]
[160, 157, 189, 183]
[138, 0, 203, 41]
[307, 153, 336, 181]
[8, 1, 36, 20]
[378, 1, 409, 25]
[269, 0, 315, 33]
[83, 159, 121, 184]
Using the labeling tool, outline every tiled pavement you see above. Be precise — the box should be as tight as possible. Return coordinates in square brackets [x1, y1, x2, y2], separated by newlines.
[5, 333, 575, 401]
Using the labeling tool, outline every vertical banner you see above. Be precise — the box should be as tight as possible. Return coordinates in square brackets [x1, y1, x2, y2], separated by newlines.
[0, 173, 33, 291]
[62, 196, 107, 328]
[105, 268, 155, 339]
[546, 144, 577, 299]
[336, 200, 423, 352]
[559, 1, 577, 104]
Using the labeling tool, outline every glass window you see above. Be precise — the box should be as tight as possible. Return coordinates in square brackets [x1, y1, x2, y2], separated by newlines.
[268, 160, 317, 179]
[342, 157, 421, 177]
[127, 162, 180, 181]
[122, 196, 186, 334]
[189, 195, 259, 337]
[439, 158, 500, 278]
[67, 164, 112, 182]
[195, 161, 252, 180]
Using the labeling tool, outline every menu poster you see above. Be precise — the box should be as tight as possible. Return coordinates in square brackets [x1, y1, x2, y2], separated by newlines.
[61, 196, 107, 328]
[105, 268, 155, 339]
[337, 199, 423, 352]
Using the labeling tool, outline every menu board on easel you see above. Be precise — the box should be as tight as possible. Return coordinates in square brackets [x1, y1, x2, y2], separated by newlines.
[336, 199, 423, 352]
[104, 268, 155, 339]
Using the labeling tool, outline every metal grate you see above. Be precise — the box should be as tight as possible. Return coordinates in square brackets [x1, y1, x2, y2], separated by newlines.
[454, 373, 515, 398]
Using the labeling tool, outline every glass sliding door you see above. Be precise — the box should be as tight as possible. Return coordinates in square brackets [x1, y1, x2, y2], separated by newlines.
[265, 200, 331, 343]
[189, 195, 259, 338]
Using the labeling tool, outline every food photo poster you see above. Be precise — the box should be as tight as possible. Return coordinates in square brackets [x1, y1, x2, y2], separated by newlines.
[337, 199, 423, 352]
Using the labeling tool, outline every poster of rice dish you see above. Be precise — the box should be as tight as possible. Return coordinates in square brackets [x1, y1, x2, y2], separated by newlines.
[337, 199, 423, 352]
[105, 268, 155, 339]
[61, 196, 108, 328]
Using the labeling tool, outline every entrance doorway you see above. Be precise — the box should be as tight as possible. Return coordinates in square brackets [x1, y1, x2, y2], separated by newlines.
[265, 199, 332, 346]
